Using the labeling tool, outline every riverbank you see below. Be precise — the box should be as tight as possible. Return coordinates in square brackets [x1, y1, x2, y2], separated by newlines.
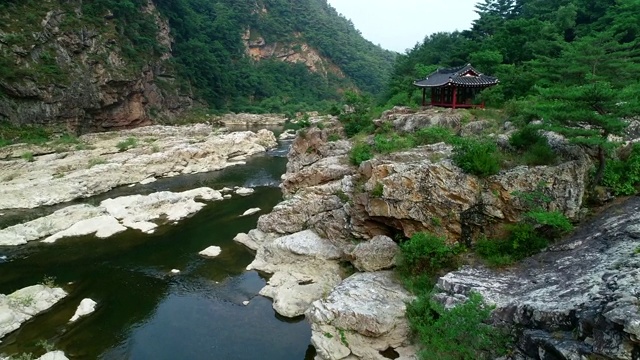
[0, 124, 277, 210]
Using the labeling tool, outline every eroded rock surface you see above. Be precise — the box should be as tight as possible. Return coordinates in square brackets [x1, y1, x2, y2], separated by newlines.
[348, 235, 398, 272]
[0, 285, 67, 340]
[247, 230, 344, 318]
[0, 187, 224, 246]
[306, 271, 417, 360]
[0, 126, 276, 210]
[436, 197, 640, 360]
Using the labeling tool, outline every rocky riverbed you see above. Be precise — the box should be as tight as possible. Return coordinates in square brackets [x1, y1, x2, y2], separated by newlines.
[0, 124, 276, 210]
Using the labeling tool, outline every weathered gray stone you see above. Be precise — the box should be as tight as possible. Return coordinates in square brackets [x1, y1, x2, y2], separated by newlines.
[0, 285, 67, 340]
[349, 235, 398, 272]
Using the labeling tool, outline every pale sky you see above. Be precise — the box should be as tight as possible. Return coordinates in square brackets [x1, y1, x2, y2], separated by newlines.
[326, 0, 479, 53]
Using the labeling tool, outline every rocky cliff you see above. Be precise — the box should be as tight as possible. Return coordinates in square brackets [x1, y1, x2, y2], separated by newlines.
[0, 0, 192, 133]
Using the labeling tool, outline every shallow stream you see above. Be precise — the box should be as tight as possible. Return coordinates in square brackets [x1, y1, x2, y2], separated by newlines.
[0, 140, 316, 359]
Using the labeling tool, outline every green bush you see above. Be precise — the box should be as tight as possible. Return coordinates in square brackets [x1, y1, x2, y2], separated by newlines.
[407, 292, 509, 360]
[509, 125, 557, 166]
[116, 137, 138, 152]
[21, 151, 34, 162]
[371, 182, 384, 197]
[328, 134, 341, 142]
[398, 232, 462, 281]
[349, 142, 373, 165]
[603, 143, 640, 195]
[413, 126, 455, 146]
[373, 133, 414, 153]
[452, 139, 501, 177]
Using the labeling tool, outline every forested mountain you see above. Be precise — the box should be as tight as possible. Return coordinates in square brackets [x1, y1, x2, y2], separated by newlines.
[0, 0, 394, 131]
[384, 0, 640, 110]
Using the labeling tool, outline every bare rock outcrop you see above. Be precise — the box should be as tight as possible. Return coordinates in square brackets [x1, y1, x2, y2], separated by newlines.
[435, 197, 640, 360]
[247, 230, 344, 318]
[306, 271, 417, 360]
[0, 126, 276, 209]
[0, 285, 67, 340]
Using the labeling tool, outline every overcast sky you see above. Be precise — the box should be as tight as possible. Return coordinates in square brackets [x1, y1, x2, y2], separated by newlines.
[326, 0, 479, 53]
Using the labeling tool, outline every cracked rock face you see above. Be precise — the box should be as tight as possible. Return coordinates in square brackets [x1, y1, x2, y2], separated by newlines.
[306, 271, 417, 360]
[436, 197, 640, 360]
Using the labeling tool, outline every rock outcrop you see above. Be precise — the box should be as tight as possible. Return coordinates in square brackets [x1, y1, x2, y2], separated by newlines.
[0, 126, 276, 209]
[247, 230, 344, 318]
[0, 1, 191, 131]
[69, 298, 97, 322]
[306, 271, 417, 360]
[435, 197, 640, 360]
[0, 187, 224, 246]
[0, 285, 67, 340]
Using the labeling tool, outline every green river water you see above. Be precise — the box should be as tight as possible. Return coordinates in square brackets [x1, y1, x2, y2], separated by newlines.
[0, 140, 316, 360]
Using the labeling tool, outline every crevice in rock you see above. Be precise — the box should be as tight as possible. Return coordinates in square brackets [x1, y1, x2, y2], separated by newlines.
[379, 347, 400, 359]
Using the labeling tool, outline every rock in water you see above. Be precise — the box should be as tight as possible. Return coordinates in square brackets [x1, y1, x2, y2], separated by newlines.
[170, 269, 180, 274]
[240, 208, 261, 217]
[37, 351, 69, 360]
[0, 285, 67, 340]
[69, 298, 98, 322]
[199, 246, 222, 258]
[235, 187, 255, 196]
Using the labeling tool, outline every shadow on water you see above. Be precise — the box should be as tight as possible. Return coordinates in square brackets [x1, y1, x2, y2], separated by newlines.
[0, 139, 316, 360]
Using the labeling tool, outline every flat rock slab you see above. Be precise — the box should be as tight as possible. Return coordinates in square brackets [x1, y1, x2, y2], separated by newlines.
[69, 298, 97, 322]
[199, 246, 222, 258]
[0, 285, 67, 340]
[272, 230, 343, 260]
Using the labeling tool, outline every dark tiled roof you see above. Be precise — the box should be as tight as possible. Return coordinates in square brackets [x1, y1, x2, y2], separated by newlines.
[414, 64, 499, 88]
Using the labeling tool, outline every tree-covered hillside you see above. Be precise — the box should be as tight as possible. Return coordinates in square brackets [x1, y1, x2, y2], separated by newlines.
[384, 0, 640, 110]
[0, 0, 395, 118]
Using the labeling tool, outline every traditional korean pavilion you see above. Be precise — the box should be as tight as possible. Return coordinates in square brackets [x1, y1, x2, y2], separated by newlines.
[413, 64, 499, 109]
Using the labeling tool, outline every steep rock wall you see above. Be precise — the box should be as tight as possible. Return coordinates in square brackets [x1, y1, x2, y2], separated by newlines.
[0, 1, 191, 133]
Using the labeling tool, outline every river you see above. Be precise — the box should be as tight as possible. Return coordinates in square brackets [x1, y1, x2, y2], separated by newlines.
[0, 138, 316, 359]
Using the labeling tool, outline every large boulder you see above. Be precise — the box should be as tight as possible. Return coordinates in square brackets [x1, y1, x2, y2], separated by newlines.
[306, 271, 417, 360]
[348, 235, 398, 272]
[247, 230, 344, 318]
[435, 197, 640, 360]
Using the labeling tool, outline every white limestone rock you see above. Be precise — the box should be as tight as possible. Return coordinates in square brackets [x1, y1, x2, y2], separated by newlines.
[139, 177, 157, 185]
[235, 187, 254, 196]
[42, 215, 127, 244]
[307, 272, 415, 360]
[0, 205, 105, 246]
[0, 285, 67, 340]
[199, 246, 222, 258]
[241, 208, 261, 217]
[37, 351, 69, 360]
[69, 298, 97, 322]
[349, 235, 398, 272]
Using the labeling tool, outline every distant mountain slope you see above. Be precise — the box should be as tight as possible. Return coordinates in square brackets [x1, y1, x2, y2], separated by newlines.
[0, 0, 395, 131]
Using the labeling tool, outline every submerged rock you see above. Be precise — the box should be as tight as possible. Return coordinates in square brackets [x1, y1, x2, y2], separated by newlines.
[0, 285, 67, 340]
[435, 197, 640, 360]
[306, 271, 416, 360]
[69, 298, 98, 322]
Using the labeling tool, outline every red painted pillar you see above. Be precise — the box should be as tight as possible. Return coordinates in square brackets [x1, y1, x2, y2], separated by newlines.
[422, 88, 426, 107]
[452, 86, 458, 109]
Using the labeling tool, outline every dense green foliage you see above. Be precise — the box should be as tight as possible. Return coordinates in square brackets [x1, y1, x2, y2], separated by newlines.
[154, 0, 394, 112]
[397, 232, 463, 289]
[383, 0, 640, 190]
[477, 184, 573, 266]
[406, 292, 509, 360]
[603, 143, 640, 195]
[0, 0, 394, 115]
[452, 138, 501, 177]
